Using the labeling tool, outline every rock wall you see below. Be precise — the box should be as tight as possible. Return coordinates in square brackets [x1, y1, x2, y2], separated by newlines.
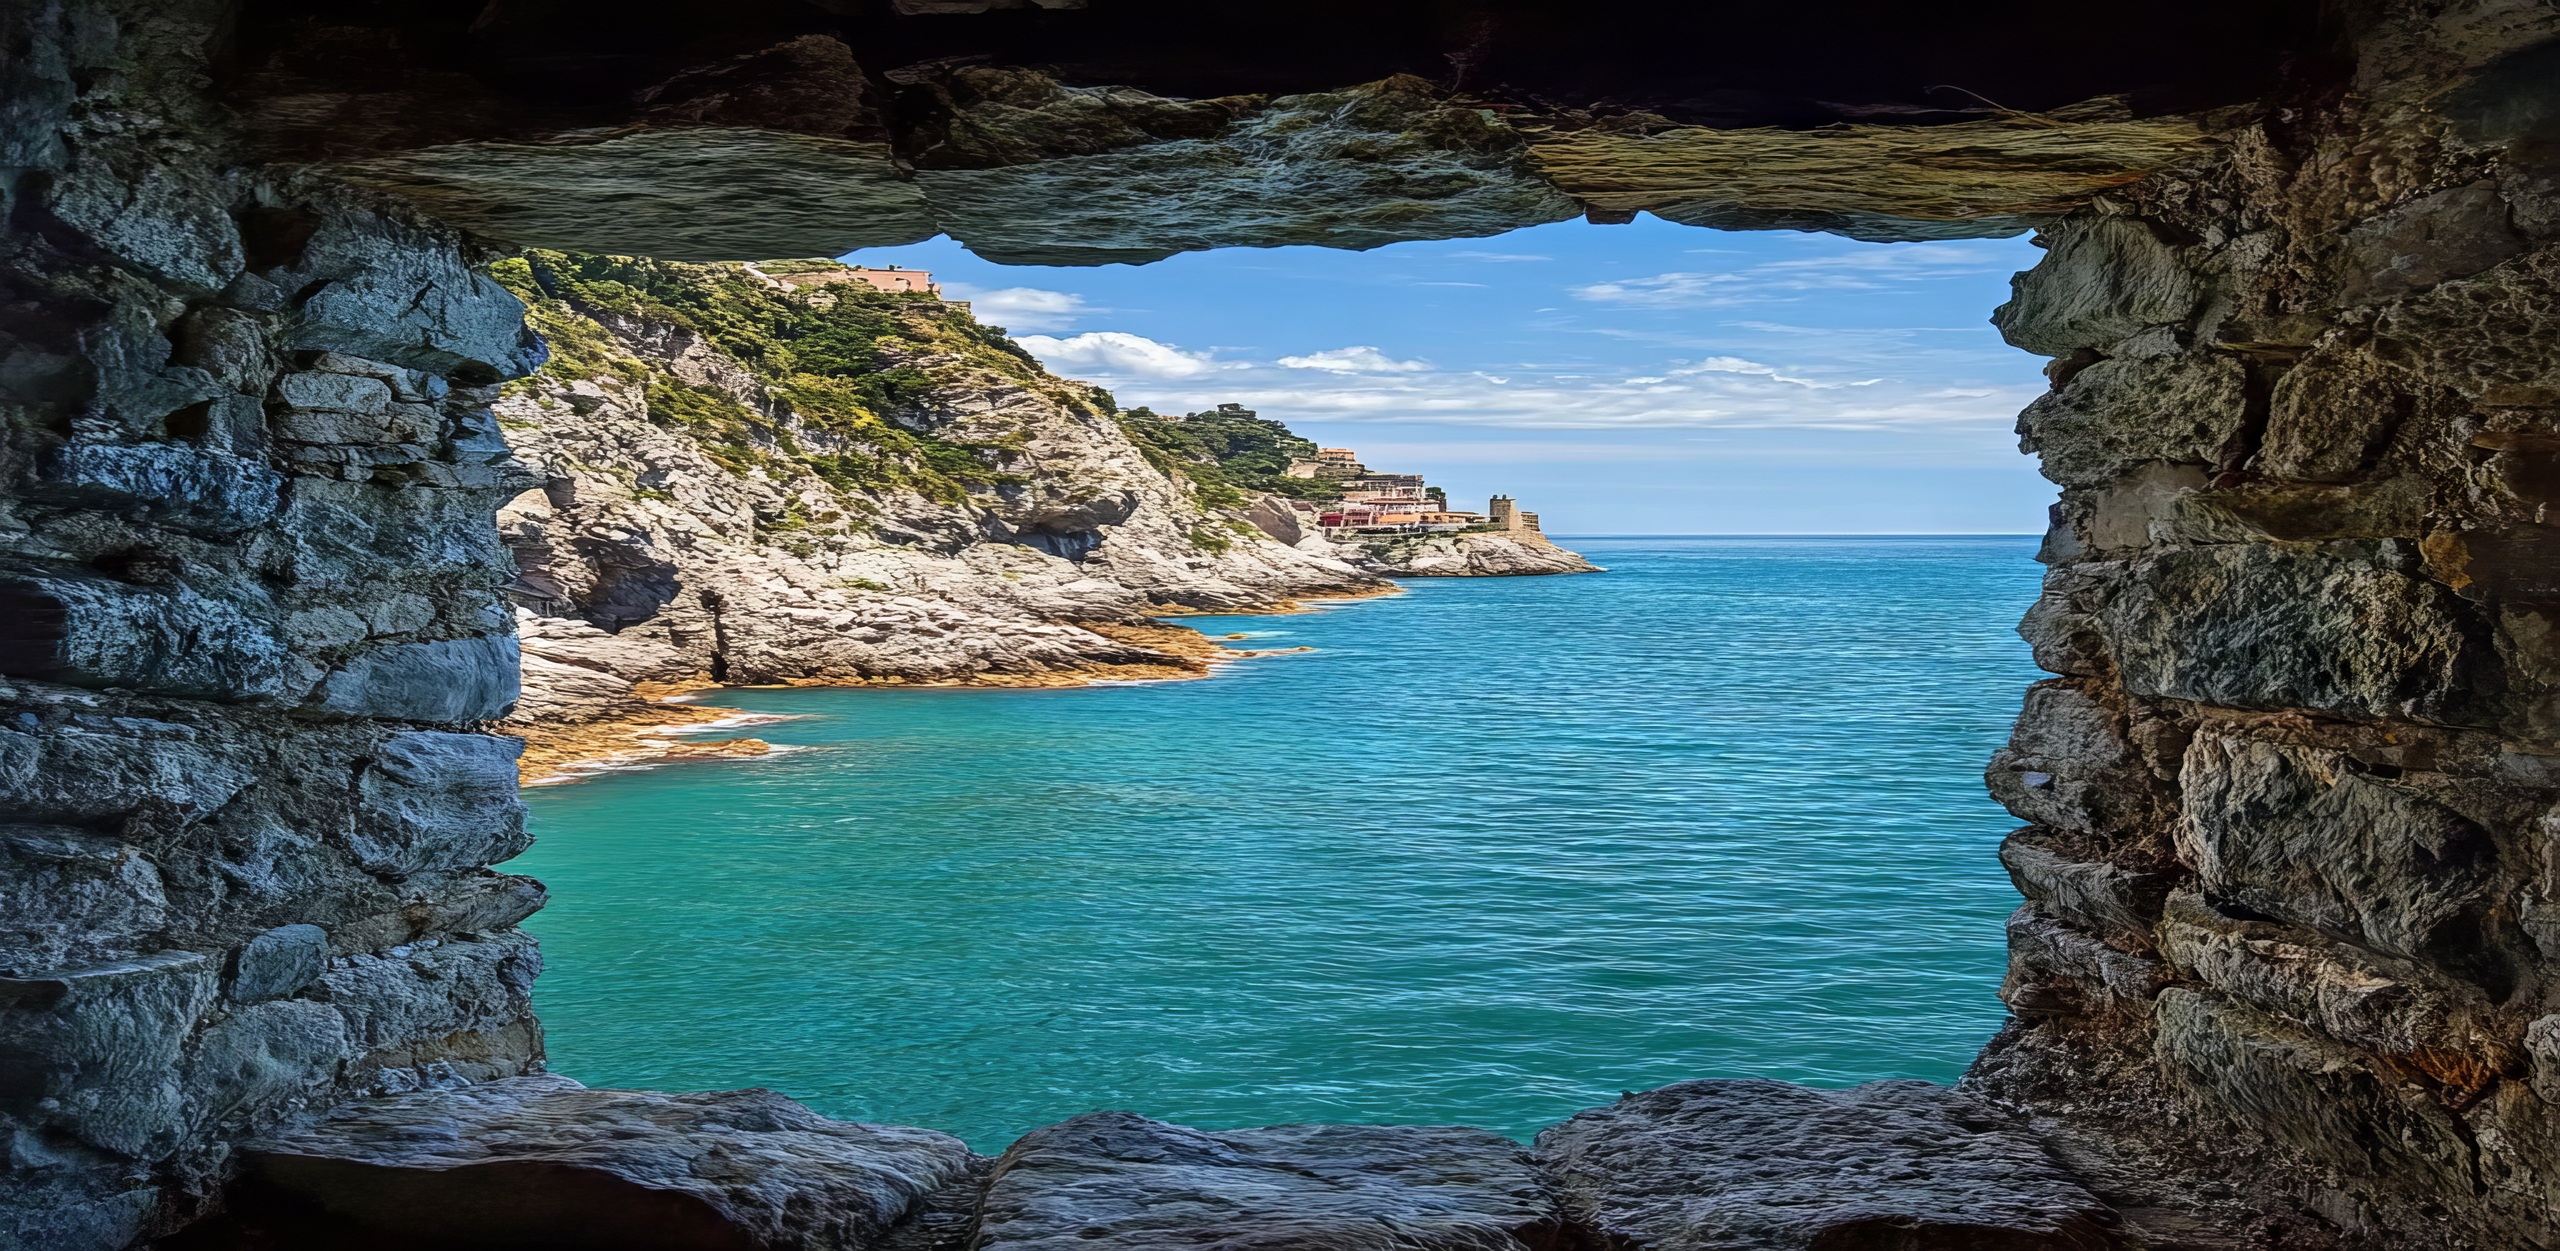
[1965, 5, 2560, 1245]
[0, 8, 552, 1247]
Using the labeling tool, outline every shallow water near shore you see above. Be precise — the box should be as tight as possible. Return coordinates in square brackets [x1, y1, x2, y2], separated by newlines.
[513, 535, 2045, 1151]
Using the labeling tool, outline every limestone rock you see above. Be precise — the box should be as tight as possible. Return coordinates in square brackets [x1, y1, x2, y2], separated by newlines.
[2002, 905, 2170, 1020]
[245, 1074, 976, 1251]
[2156, 890, 2517, 1085]
[31, 442, 284, 533]
[2334, 183, 2527, 307]
[1986, 681, 2159, 838]
[1533, 1078, 2119, 1249]
[317, 931, 541, 1069]
[2178, 728, 2503, 978]
[1999, 829, 2175, 953]
[0, 827, 170, 973]
[2255, 346, 2406, 484]
[228, 924, 329, 1004]
[182, 997, 352, 1137]
[974, 1110, 1562, 1250]
[2153, 990, 2473, 1191]
[1995, 219, 2203, 358]
[349, 731, 529, 877]
[2013, 350, 2246, 489]
[914, 75, 1581, 266]
[1351, 531, 1601, 577]
[337, 131, 936, 263]
[269, 203, 545, 382]
[1537, 102, 2208, 245]
[40, 139, 245, 298]
[2098, 541, 2480, 723]
[0, 951, 219, 1159]
[316, 634, 521, 723]
[0, 574, 296, 702]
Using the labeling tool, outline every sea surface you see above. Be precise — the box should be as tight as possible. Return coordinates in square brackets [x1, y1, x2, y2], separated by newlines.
[512, 535, 2048, 1150]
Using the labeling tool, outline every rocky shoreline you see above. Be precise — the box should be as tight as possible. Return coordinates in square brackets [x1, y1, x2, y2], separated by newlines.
[490, 255, 1583, 784]
[1355, 530, 1602, 577]
[505, 616, 1344, 785]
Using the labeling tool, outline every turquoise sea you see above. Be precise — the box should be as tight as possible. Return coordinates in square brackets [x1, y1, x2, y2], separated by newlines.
[512, 535, 2047, 1150]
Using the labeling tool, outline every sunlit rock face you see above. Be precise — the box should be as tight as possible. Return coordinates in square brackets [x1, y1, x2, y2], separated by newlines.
[9, 0, 2560, 1247]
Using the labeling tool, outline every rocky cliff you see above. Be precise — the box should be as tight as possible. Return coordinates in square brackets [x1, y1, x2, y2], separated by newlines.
[479, 253, 1383, 766]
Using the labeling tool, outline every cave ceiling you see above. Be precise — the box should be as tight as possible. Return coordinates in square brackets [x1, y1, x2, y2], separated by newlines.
[220, 0, 2329, 261]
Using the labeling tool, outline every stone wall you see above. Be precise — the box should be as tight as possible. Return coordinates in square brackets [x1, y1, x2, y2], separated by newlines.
[0, 7, 551, 1246]
[7, 0, 2560, 1246]
[1967, 5, 2560, 1245]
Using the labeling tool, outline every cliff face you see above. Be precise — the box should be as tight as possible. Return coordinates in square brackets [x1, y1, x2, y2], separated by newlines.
[484, 254, 1382, 733]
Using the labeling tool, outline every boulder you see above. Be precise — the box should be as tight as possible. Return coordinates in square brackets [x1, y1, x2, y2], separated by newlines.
[1993, 219, 2201, 358]
[2012, 349, 2246, 489]
[245, 1075, 976, 1251]
[1533, 1079, 2119, 1249]
[316, 634, 521, 723]
[2098, 540, 2480, 723]
[2178, 729, 2502, 976]
[974, 1110, 1564, 1250]
[0, 574, 296, 702]
[0, 951, 219, 1159]
[349, 731, 529, 877]
[229, 924, 329, 1003]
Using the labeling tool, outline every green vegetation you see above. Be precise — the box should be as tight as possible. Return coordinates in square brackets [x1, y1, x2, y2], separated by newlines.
[491, 252, 1035, 503]
[1115, 402, 1344, 508]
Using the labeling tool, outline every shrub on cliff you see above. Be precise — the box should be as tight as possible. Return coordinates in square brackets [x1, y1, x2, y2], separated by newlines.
[492, 252, 1035, 502]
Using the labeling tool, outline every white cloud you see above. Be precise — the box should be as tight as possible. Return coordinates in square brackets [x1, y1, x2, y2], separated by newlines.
[942, 285, 1090, 332]
[1573, 243, 2007, 309]
[1275, 346, 1430, 374]
[1671, 356, 1883, 389]
[1095, 353, 2038, 435]
[1018, 332, 1221, 379]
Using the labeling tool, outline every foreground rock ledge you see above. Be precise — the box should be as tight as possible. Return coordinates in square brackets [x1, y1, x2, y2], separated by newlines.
[1536, 1080, 2120, 1250]
[195, 1078, 2127, 1250]
[225, 1076, 973, 1251]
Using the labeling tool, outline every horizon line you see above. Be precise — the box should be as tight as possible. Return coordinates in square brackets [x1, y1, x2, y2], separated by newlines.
[1545, 531, 2042, 539]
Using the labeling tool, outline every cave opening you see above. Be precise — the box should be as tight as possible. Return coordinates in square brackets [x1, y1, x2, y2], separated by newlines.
[500, 218, 2057, 1148]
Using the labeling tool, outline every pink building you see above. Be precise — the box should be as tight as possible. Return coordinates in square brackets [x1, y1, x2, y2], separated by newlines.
[772, 265, 939, 295]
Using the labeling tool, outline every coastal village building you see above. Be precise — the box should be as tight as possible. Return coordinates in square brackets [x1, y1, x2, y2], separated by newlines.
[748, 264, 943, 296]
[1288, 447, 1367, 477]
[1489, 495, 1542, 534]
[1300, 447, 1548, 539]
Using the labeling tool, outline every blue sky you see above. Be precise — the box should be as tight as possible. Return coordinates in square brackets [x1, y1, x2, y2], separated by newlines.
[843, 216, 2053, 535]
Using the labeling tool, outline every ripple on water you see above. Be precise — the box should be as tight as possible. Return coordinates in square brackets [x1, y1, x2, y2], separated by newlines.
[513, 536, 2045, 1150]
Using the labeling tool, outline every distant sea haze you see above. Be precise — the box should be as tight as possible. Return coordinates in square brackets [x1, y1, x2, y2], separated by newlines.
[514, 536, 2046, 1150]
